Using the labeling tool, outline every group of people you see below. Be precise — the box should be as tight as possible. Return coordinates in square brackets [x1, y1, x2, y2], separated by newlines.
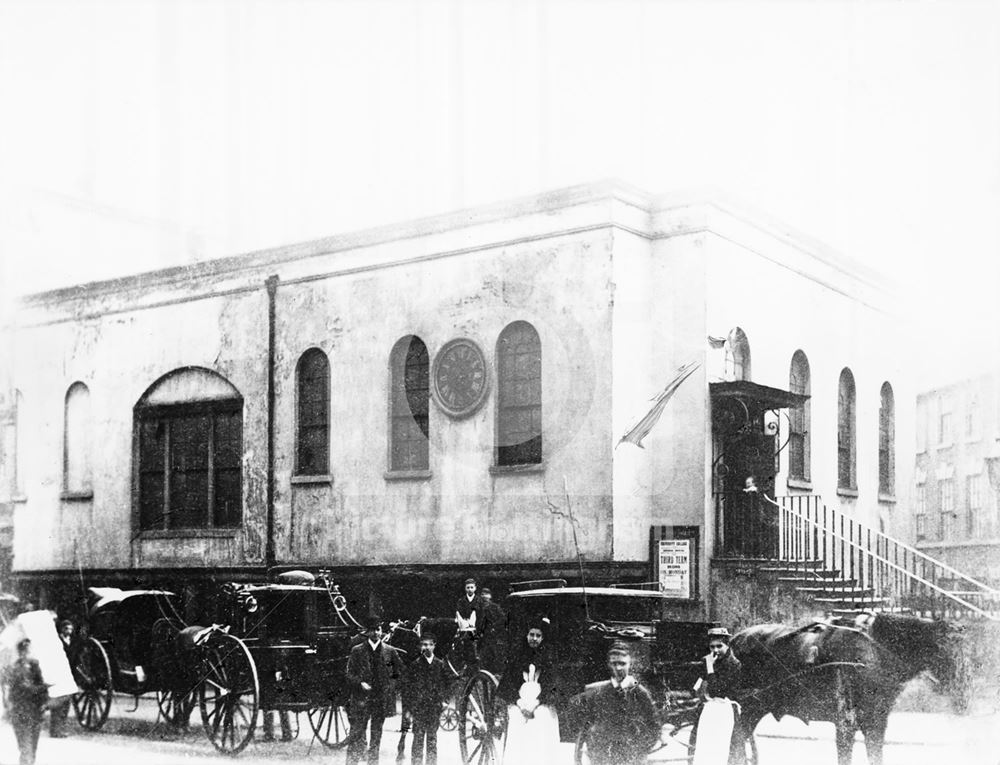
[343, 577, 749, 765]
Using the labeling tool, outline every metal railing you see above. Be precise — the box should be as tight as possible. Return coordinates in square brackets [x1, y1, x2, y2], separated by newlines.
[773, 494, 1000, 620]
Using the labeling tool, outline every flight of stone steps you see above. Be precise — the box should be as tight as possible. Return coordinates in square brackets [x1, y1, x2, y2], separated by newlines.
[757, 558, 891, 617]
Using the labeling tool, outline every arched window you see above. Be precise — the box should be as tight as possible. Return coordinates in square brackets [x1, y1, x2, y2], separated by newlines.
[724, 328, 751, 381]
[837, 368, 857, 491]
[64, 382, 92, 495]
[135, 368, 243, 531]
[878, 382, 895, 496]
[788, 351, 811, 482]
[389, 336, 429, 471]
[296, 349, 330, 475]
[496, 321, 542, 466]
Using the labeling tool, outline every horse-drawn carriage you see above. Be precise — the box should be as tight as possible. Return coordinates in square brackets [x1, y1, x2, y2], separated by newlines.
[450, 580, 722, 765]
[71, 570, 360, 755]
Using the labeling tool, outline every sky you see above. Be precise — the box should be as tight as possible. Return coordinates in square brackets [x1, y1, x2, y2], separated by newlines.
[0, 0, 998, 388]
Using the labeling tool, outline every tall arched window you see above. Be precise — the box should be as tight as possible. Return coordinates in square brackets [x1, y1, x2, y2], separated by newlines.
[389, 336, 430, 471]
[296, 349, 330, 475]
[878, 382, 895, 496]
[788, 351, 811, 482]
[838, 368, 857, 491]
[135, 368, 243, 531]
[724, 328, 751, 381]
[496, 321, 542, 466]
[64, 382, 92, 495]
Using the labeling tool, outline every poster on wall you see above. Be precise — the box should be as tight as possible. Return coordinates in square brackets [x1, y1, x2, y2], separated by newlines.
[657, 539, 692, 599]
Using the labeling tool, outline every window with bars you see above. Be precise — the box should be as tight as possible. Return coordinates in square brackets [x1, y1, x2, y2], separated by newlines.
[878, 382, 895, 496]
[296, 349, 330, 475]
[389, 336, 430, 471]
[837, 368, 857, 490]
[137, 400, 243, 531]
[496, 321, 542, 467]
[788, 351, 810, 481]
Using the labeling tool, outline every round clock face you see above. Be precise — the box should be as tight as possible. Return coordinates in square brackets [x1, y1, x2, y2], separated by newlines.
[432, 338, 489, 418]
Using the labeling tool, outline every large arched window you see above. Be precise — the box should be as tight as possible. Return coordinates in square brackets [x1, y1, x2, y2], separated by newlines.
[788, 351, 811, 482]
[837, 368, 857, 491]
[296, 348, 330, 475]
[389, 336, 430, 471]
[496, 321, 542, 466]
[64, 382, 92, 495]
[878, 382, 895, 496]
[135, 368, 243, 531]
[724, 328, 751, 381]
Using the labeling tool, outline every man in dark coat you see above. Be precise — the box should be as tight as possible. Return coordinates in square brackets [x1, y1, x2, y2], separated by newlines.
[476, 588, 507, 674]
[4, 638, 49, 765]
[401, 633, 448, 765]
[346, 617, 404, 765]
[569, 641, 658, 765]
[454, 578, 482, 668]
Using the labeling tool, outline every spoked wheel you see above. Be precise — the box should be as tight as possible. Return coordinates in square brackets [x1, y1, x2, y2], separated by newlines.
[73, 637, 113, 730]
[198, 632, 260, 755]
[307, 698, 351, 749]
[459, 670, 503, 765]
[440, 703, 459, 731]
[156, 687, 196, 727]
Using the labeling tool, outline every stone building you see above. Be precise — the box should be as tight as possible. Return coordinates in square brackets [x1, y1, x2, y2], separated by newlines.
[0, 182, 913, 622]
[914, 373, 1000, 584]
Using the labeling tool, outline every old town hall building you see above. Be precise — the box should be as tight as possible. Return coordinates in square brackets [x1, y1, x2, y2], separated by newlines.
[0, 182, 915, 622]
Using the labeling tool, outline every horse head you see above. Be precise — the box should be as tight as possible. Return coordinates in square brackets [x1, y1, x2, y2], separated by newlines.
[868, 613, 966, 709]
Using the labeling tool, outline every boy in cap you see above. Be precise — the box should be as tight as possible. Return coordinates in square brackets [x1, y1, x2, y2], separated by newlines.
[570, 641, 659, 765]
[454, 578, 482, 667]
[401, 633, 448, 765]
[3, 638, 49, 765]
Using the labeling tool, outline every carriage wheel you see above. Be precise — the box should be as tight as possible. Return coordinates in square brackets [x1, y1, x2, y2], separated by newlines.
[459, 670, 503, 765]
[156, 687, 195, 727]
[72, 637, 113, 730]
[307, 699, 351, 749]
[440, 703, 459, 731]
[198, 632, 260, 755]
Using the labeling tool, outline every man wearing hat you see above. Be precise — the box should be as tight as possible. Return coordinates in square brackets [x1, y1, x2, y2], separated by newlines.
[570, 641, 659, 765]
[345, 617, 404, 765]
[3, 638, 49, 765]
[693, 627, 746, 765]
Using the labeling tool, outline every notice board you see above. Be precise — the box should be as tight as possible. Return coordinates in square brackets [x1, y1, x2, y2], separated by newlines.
[650, 525, 699, 600]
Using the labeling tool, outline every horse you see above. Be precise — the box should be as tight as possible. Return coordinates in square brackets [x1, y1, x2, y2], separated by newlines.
[731, 613, 963, 765]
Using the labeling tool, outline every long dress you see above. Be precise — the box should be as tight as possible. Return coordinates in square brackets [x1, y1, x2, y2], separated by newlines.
[498, 643, 560, 765]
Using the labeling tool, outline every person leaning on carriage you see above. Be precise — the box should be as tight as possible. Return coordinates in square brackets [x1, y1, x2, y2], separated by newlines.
[692, 627, 747, 765]
[455, 577, 483, 667]
[346, 616, 404, 765]
[3, 638, 49, 765]
[569, 640, 659, 765]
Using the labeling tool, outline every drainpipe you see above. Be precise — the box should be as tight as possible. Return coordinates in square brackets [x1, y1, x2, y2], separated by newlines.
[265, 275, 279, 571]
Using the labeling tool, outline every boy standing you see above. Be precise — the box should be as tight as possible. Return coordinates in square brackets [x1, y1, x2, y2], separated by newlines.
[402, 634, 448, 765]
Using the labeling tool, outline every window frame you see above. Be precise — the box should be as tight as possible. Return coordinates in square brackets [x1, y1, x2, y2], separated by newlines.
[788, 351, 811, 483]
[724, 328, 752, 382]
[495, 321, 543, 468]
[388, 335, 430, 474]
[878, 382, 895, 498]
[837, 368, 857, 492]
[134, 397, 243, 533]
[63, 381, 93, 498]
[294, 348, 331, 477]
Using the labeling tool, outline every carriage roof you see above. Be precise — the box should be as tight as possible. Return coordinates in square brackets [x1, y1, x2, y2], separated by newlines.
[508, 586, 669, 600]
[87, 588, 179, 615]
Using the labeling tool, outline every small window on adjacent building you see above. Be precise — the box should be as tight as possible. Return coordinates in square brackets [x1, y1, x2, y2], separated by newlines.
[135, 368, 243, 532]
[965, 393, 980, 441]
[389, 336, 430, 471]
[724, 328, 751, 382]
[496, 321, 542, 466]
[966, 473, 983, 537]
[837, 368, 857, 491]
[939, 478, 956, 539]
[295, 349, 330, 476]
[788, 351, 811, 482]
[938, 394, 953, 446]
[878, 382, 895, 497]
[915, 511, 927, 541]
[915, 398, 927, 453]
[64, 382, 92, 495]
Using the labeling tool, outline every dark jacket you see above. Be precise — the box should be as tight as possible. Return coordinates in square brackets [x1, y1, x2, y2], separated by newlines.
[456, 594, 482, 623]
[571, 679, 658, 765]
[4, 657, 48, 717]
[402, 655, 449, 721]
[702, 651, 743, 700]
[345, 640, 403, 708]
[498, 641, 556, 705]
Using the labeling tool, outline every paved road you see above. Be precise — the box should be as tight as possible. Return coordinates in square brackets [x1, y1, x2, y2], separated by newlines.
[1, 696, 997, 765]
